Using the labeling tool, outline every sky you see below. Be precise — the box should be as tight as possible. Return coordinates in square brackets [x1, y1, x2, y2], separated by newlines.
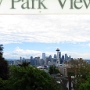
[0, 15, 90, 59]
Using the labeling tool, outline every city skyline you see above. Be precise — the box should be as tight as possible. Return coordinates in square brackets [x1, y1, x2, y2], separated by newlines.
[0, 15, 90, 59]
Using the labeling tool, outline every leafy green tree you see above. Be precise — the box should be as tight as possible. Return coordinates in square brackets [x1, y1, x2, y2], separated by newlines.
[74, 65, 90, 90]
[7, 65, 61, 90]
[78, 72, 90, 90]
[0, 44, 9, 80]
[0, 78, 4, 90]
[0, 78, 8, 90]
[49, 65, 60, 74]
[66, 58, 90, 90]
[18, 61, 30, 68]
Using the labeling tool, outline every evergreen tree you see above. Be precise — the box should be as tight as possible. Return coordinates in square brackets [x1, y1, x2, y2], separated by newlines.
[0, 44, 9, 80]
[18, 61, 30, 68]
[7, 66, 61, 90]
[49, 65, 60, 74]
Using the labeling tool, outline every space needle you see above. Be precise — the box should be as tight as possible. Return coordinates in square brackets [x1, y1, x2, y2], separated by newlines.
[56, 48, 60, 66]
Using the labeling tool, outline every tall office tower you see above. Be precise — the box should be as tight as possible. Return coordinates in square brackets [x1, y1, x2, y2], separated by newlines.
[20, 57, 22, 63]
[59, 52, 61, 59]
[20, 57, 22, 61]
[56, 48, 60, 60]
[35, 57, 40, 66]
[54, 54, 57, 59]
[65, 54, 68, 61]
[42, 53, 46, 65]
[56, 48, 60, 65]
[59, 52, 61, 64]
[30, 56, 33, 65]
[68, 55, 71, 60]
[49, 55, 52, 59]
[42, 53, 46, 60]
[62, 55, 64, 60]
[30, 56, 33, 59]
[62, 55, 64, 63]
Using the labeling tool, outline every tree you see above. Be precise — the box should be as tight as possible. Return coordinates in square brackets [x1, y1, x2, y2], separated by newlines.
[7, 65, 61, 90]
[18, 61, 30, 68]
[49, 65, 60, 74]
[0, 78, 8, 90]
[78, 72, 90, 90]
[0, 44, 9, 80]
[0, 44, 3, 57]
[66, 58, 90, 90]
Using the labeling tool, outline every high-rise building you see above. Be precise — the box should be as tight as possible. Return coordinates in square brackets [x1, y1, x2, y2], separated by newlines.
[68, 55, 71, 60]
[42, 53, 46, 65]
[59, 52, 61, 59]
[56, 48, 60, 60]
[54, 54, 57, 59]
[49, 55, 52, 59]
[65, 54, 68, 61]
[62, 55, 64, 63]
[20, 57, 22, 63]
[30, 56, 33, 59]
[42, 53, 46, 60]
[35, 57, 40, 66]
[62, 55, 64, 60]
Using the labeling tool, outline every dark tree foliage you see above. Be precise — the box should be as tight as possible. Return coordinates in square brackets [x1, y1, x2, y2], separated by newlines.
[0, 78, 8, 90]
[66, 58, 90, 90]
[18, 61, 30, 68]
[6, 66, 61, 90]
[49, 65, 60, 74]
[78, 72, 90, 90]
[0, 44, 3, 57]
[0, 45, 61, 90]
[0, 44, 9, 80]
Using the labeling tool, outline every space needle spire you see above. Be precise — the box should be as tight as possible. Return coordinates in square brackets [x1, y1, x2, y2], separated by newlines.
[56, 48, 60, 66]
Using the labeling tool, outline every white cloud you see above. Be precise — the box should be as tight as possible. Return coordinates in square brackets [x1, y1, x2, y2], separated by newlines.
[0, 15, 90, 44]
[4, 47, 42, 59]
[87, 43, 90, 47]
[3, 47, 56, 59]
[3, 47, 90, 59]
[62, 51, 90, 59]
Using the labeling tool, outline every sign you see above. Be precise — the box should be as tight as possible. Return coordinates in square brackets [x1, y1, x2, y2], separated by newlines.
[0, 0, 90, 14]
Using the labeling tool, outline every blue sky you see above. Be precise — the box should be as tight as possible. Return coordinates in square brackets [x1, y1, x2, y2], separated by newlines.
[1, 15, 90, 59]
